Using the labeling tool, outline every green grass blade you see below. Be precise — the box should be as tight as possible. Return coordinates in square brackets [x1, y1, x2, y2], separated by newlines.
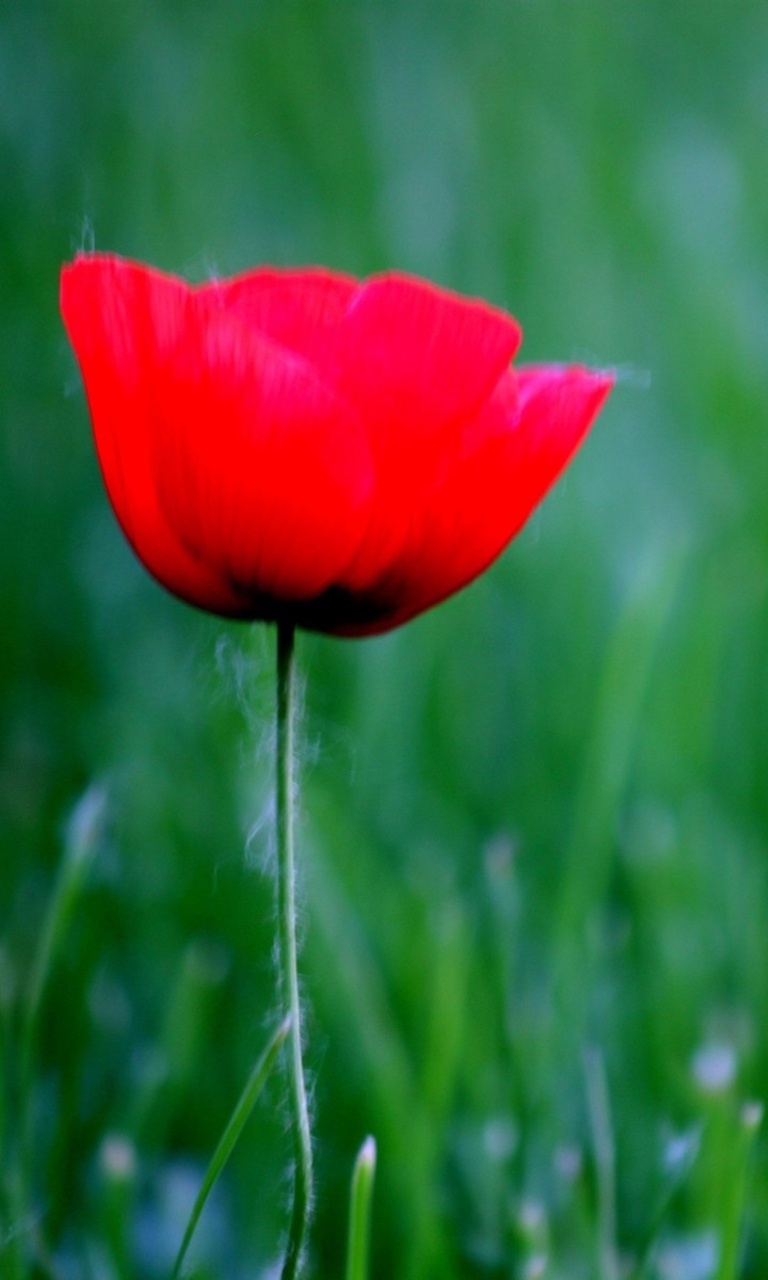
[715, 1101, 763, 1280]
[306, 837, 453, 1280]
[130, 940, 231, 1144]
[23, 784, 108, 1064]
[550, 553, 685, 1056]
[345, 1136, 377, 1280]
[171, 1014, 290, 1280]
[628, 1129, 700, 1279]
[584, 1047, 618, 1280]
[12, 785, 107, 1277]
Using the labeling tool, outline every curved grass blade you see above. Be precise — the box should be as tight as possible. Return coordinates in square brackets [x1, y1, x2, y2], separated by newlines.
[23, 784, 108, 1069]
[628, 1128, 701, 1279]
[171, 1014, 290, 1280]
[345, 1136, 377, 1280]
[12, 786, 107, 1278]
[584, 1047, 618, 1280]
[716, 1101, 763, 1280]
[550, 549, 685, 1044]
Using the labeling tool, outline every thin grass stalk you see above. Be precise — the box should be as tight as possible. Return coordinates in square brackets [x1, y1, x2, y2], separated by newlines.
[345, 1136, 377, 1280]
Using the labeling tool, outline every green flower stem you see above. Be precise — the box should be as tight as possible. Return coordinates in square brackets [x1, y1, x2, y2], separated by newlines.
[276, 621, 313, 1280]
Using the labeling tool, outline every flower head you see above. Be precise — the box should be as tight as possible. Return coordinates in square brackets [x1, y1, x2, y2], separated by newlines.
[60, 253, 612, 636]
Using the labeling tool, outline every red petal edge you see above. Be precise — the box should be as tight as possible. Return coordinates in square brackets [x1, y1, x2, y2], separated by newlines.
[330, 365, 614, 635]
[62, 254, 256, 614]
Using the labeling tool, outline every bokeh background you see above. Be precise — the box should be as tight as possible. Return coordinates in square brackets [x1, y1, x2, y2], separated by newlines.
[3, 0, 768, 1276]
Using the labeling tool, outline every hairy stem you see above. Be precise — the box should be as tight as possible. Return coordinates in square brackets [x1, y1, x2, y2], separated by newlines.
[276, 622, 313, 1280]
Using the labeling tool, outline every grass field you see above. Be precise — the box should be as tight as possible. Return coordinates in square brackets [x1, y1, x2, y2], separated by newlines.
[2, 1, 768, 1276]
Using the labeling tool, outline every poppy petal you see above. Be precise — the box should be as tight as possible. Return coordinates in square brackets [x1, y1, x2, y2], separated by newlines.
[60, 254, 251, 614]
[151, 304, 375, 602]
[334, 365, 613, 634]
[324, 272, 522, 447]
[197, 267, 357, 368]
[319, 274, 522, 589]
[62, 253, 613, 634]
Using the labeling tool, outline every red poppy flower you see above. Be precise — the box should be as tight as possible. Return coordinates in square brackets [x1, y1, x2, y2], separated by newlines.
[60, 253, 612, 636]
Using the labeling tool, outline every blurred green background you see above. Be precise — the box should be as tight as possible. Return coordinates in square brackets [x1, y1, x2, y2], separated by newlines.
[3, 0, 768, 1276]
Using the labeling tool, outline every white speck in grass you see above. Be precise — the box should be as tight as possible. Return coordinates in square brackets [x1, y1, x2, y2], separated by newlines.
[65, 784, 108, 867]
[357, 1134, 377, 1170]
[99, 1135, 137, 1183]
[482, 1116, 518, 1162]
[554, 1144, 583, 1182]
[517, 1198, 546, 1235]
[523, 1255, 547, 1280]
[483, 833, 517, 880]
[740, 1100, 764, 1132]
[691, 1041, 737, 1093]
[656, 1229, 718, 1280]
[662, 1126, 700, 1174]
